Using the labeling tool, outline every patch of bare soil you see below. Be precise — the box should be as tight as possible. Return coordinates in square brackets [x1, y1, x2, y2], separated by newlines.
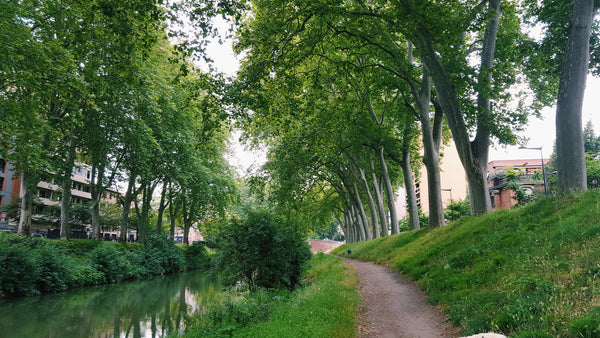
[340, 257, 460, 338]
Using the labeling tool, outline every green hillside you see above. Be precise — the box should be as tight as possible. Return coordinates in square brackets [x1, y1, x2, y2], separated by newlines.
[332, 190, 600, 337]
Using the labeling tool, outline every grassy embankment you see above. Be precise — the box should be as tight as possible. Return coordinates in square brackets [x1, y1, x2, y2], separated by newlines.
[332, 189, 600, 337]
[181, 253, 359, 337]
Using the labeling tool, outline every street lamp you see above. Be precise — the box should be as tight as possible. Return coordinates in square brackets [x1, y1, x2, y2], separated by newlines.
[519, 146, 547, 196]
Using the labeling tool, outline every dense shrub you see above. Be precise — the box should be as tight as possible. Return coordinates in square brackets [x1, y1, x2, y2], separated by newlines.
[444, 199, 471, 221]
[88, 243, 132, 283]
[65, 260, 104, 288]
[34, 245, 68, 293]
[0, 243, 38, 296]
[184, 242, 211, 270]
[0, 232, 187, 297]
[214, 209, 312, 290]
[139, 233, 184, 275]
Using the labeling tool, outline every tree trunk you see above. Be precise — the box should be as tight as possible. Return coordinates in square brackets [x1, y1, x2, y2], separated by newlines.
[156, 181, 169, 232]
[556, 0, 595, 193]
[379, 148, 399, 234]
[401, 149, 420, 230]
[60, 144, 76, 240]
[371, 163, 388, 236]
[17, 171, 37, 236]
[411, 0, 502, 214]
[89, 162, 104, 240]
[119, 172, 136, 242]
[136, 180, 157, 243]
[353, 182, 372, 240]
[416, 69, 446, 228]
[168, 191, 179, 241]
[351, 204, 366, 241]
[359, 168, 380, 239]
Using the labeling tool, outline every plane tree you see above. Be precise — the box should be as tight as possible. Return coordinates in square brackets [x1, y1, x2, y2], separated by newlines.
[524, 0, 600, 192]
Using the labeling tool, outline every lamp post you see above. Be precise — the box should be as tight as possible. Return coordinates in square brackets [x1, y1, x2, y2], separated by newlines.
[519, 146, 547, 196]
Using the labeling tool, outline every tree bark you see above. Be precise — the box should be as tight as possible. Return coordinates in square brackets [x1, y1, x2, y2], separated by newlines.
[416, 69, 445, 228]
[60, 144, 76, 240]
[556, 0, 595, 193]
[17, 171, 37, 236]
[359, 167, 380, 239]
[119, 171, 136, 242]
[401, 149, 420, 230]
[379, 147, 399, 234]
[353, 182, 372, 240]
[371, 162, 388, 236]
[156, 181, 169, 232]
[400, 121, 420, 230]
[410, 0, 502, 214]
[89, 161, 104, 240]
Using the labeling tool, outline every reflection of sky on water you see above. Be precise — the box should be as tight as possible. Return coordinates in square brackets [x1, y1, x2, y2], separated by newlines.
[0, 270, 222, 338]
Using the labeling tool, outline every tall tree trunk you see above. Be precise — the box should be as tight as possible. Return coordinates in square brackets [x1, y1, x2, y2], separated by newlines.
[135, 180, 157, 243]
[60, 143, 76, 240]
[181, 197, 191, 245]
[351, 205, 366, 241]
[401, 150, 420, 230]
[119, 171, 136, 242]
[411, 0, 502, 214]
[156, 181, 169, 232]
[414, 68, 446, 228]
[359, 168, 380, 239]
[89, 162, 104, 240]
[370, 162, 388, 236]
[17, 171, 37, 236]
[556, 0, 595, 192]
[379, 148, 399, 234]
[400, 120, 420, 230]
[353, 182, 372, 240]
[168, 191, 179, 241]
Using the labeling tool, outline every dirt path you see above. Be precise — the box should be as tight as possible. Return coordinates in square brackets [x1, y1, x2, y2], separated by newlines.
[341, 257, 459, 338]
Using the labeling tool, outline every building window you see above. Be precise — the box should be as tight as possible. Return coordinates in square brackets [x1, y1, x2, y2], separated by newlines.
[0, 159, 5, 173]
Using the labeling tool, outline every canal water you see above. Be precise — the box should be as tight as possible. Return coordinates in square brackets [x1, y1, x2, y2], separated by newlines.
[0, 270, 222, 338]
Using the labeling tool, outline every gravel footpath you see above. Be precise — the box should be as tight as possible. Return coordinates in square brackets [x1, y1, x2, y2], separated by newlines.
[340, 257, 460, 338]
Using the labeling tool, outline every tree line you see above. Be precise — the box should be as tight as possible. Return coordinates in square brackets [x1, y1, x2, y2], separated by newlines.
[228, 0, 600, 242]
[1, 0, 238, 243]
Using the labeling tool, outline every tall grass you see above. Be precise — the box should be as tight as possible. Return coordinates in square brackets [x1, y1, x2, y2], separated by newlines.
[332, 190, 600, 337]
[182, 253, 359, 337]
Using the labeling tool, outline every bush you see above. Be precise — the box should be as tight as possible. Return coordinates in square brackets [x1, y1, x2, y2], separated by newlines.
[88, 243, 132, 283]
[184, 242, 211, 271]
[444, 199, 471, 222]
[139, 233, 184, 275]
[214, 209, 312, 291]
[65, 260, 104, 288]
[0, 243, 38, 296]
[34, 245, 68, 293]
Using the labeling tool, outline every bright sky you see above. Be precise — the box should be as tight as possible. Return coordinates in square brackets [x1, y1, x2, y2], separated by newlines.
[203, 29, 600, 171]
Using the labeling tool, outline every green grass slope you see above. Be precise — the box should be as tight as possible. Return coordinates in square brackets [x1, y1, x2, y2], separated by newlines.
[332, 190, 600, 337]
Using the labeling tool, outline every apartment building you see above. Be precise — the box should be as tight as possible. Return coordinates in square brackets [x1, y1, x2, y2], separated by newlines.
[487, 159, 550, 209]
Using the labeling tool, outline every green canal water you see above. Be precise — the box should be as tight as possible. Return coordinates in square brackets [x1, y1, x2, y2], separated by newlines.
[0, 270, 222, 338]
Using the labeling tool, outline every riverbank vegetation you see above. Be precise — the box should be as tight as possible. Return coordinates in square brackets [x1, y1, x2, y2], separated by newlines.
[180, 253, 359, 337]
[0, 233, 210, 297]
[332, 190, 600, 337]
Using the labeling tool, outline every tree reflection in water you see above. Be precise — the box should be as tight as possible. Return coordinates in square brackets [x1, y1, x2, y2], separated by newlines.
[0, 270, 222, 338]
